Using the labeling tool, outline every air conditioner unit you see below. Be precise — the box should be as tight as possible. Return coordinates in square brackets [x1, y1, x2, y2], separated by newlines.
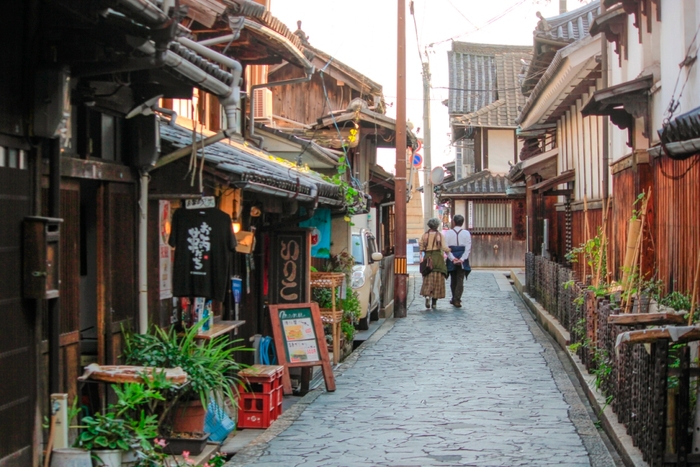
[253, 88, 273, 122]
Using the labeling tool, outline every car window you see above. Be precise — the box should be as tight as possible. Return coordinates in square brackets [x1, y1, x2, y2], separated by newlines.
[351, 235, 364, 264]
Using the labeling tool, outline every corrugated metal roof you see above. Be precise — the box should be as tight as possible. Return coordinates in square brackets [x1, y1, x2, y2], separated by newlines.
[440, 170, 510, 196]
[448, 42, 531, 128]
[159, 124, 343, 202]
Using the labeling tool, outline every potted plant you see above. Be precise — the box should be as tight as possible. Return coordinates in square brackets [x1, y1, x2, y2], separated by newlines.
[74, 382, 161, 467]
[121, 322, 249, 439]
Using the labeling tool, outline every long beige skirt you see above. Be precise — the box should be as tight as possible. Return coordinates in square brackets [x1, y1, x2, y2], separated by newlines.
[420, 271, 446, 298]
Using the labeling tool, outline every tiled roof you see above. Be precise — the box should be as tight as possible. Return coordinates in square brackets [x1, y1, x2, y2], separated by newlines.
[523, 1, 600, 94]
[448, 42, 531, 128]
[159, 123, 343, 203]
[533, 1, 600, 44]
[440, 170, 510, 196]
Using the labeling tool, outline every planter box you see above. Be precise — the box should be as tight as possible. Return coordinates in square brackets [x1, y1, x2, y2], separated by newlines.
[162, 432, 209, 456]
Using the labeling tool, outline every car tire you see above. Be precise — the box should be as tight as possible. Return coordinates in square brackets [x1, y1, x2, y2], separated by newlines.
[358, 313, 370, 330]
[370, 305, 379, 321]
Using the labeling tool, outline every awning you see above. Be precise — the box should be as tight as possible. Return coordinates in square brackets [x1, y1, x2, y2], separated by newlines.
[508, 147, 559, 183]
[530, 169, 575, 194]
[648, 106, 700, 160]
[581, 74, 653, 126]
[313, 107, 419, 150]
[159, 123, 345, 206]
[254, 123, 341, 169]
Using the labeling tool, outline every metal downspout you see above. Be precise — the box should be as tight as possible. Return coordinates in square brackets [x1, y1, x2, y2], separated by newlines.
[133, 38, 242, 334]
[138, 172, 149, 333]
[249, 73, 314, 148]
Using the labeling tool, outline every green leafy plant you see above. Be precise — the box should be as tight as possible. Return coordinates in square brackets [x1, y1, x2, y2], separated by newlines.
[592, 348, 613, 392]
[341, 321, 355, 343]
[75, 412, 134, 452]
[122, 322, 251, 429]
[630, 192, 647, 220]
[660, 291, 692, 312]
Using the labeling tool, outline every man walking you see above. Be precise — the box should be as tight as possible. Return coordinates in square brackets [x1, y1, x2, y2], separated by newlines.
[444, 215, 472, 308]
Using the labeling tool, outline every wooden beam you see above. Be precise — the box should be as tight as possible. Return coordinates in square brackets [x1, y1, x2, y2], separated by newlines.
[608, 312, 687, 326]
[617, 326, 700, 345]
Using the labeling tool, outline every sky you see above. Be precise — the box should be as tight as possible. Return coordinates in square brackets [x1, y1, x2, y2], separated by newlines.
[271, 0, 592, 175]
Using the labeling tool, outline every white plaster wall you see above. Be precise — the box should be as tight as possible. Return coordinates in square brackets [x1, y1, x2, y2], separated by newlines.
[557, 97, 605, 201]
[487, 129, 515, 174]
[659, 1, 700, 131]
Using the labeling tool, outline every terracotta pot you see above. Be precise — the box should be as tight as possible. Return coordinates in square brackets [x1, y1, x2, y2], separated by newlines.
[171, 400, 207, 433]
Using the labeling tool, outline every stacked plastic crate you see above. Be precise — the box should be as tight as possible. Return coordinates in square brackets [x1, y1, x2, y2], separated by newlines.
[237, 364, 284, 429]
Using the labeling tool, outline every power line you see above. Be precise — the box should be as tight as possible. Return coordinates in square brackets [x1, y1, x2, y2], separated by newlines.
[428, 0, 529, 48]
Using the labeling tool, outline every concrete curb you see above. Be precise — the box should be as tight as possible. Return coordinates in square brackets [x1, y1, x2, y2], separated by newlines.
[510, 269, 647, 467]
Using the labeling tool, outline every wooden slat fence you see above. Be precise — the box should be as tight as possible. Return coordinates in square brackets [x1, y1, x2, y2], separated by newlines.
[525, 252, 693, 466]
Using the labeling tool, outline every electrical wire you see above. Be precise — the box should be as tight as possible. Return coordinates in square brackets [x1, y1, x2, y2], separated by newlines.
[320, 67, 362, 189]
[428, 0, 529, 47]
[663, 20, 700, 123]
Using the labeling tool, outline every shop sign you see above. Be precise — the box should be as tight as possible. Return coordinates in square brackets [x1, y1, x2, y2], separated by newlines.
[270, 230, 309, 304]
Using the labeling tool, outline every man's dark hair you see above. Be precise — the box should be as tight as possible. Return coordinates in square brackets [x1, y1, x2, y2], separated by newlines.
[453, 215, 465, 227]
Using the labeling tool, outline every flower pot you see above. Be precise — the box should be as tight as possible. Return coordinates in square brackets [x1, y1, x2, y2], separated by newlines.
[171, 400, 207, 433]
[120, 449, 138, 467]
[91, 449, 122, 467]
[49, 448, 92, 467]
[163, 432, 209, 456]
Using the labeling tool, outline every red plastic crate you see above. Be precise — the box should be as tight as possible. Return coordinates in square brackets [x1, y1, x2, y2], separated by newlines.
[238, 365, 283, 394]
[237, 391, 282, 429]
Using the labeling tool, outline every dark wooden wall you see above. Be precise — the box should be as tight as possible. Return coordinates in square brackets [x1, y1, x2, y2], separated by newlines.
[269, 66, 359, 124]
[570, 207, 603, 282]
[0, 158, 35, 466]
[651, 155, 700, 295]
[610, 162, 653, 284]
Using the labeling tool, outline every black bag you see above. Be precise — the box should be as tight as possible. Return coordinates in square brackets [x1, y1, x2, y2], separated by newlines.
[420, 255, 433, 276]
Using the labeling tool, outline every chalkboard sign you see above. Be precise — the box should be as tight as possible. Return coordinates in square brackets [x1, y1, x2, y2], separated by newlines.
[268, 302, 335, 394]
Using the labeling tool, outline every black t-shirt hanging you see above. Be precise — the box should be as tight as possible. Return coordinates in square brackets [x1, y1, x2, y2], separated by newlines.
[168, 207, 237, 302]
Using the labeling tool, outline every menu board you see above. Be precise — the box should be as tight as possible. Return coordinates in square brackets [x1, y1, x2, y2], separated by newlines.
[280, 309, 319, 363]
[268, 303, 335, 394]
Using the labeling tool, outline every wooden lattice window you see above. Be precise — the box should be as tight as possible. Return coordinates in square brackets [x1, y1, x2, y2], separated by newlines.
[468, 199, 512, 235]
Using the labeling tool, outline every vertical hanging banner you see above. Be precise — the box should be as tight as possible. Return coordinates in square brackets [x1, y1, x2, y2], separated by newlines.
[159, 200, 173, 300]
[269, 230, 310, 305]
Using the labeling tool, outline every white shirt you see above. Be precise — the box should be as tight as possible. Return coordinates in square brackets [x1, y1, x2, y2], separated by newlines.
[442, 226, 472, 261]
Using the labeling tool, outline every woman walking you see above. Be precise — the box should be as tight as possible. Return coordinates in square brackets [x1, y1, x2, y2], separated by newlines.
[419, 218, 449, 309]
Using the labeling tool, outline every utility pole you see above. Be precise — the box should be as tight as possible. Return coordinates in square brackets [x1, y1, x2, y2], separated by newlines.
[421, 58, 433, 225]
[394, 0, 408, 318]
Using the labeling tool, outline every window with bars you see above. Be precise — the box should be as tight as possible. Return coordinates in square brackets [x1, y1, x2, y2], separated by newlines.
[468, 200, 512, 235]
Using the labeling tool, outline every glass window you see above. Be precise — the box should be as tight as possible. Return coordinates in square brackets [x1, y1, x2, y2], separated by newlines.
[351, 235, 364, 264]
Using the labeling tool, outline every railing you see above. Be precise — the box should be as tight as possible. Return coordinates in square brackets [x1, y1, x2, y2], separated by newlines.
[525, 252, 692, 466]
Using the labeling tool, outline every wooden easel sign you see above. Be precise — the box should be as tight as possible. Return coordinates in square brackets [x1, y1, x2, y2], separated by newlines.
[268, 302, 335, 394]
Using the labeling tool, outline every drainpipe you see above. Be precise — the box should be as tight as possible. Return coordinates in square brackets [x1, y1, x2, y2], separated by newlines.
[601, 2, 610, 208]
[138, 171, 149, 334]
[249, 73, 313, 147]
[132, 38, 242, 335]
[176, 37, 243, 126]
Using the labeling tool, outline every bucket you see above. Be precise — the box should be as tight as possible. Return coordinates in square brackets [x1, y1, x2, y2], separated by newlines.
[49, 448, 92, 467]
[91, 449, 123, 467]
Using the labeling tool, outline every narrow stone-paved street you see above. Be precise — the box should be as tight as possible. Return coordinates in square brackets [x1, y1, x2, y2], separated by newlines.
[228, 271, 619, 467]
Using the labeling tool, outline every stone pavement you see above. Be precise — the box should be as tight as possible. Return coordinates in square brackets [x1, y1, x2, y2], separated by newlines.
[226, 271, 620, 467]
